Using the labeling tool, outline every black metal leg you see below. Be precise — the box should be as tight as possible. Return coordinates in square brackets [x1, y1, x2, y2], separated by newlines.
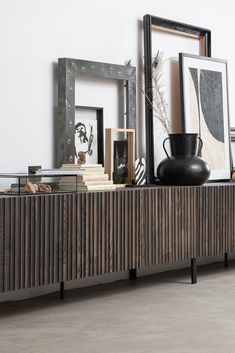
[129, 269, 137, 280]
[60, 281, 64, 299]
[191, 258, 197, 284]
[224, 253, 228, 268]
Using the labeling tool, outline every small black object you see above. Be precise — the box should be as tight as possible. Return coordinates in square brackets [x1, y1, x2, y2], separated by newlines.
[28, 165, 42, 183]
[129, 269, 137, 280]
[191, 258, 197, 284]
[157, 133, 211, 186]
[60, 281, 64, 299]
[28, 165, 41, 174]
[224, 253, 228, 268]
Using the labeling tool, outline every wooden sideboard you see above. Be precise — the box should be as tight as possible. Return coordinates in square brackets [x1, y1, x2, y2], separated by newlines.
[0, 183, 234, 295]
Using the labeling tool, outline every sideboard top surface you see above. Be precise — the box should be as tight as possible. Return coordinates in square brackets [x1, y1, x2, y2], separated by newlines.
[0, 181, 234, 199]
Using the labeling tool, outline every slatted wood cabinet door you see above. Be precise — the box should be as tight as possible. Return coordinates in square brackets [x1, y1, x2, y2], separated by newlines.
[76, 189, 142, 278]
[197, 184, 235, 257]
[0, 194, 77, 292]
[139, 187, 197, 267]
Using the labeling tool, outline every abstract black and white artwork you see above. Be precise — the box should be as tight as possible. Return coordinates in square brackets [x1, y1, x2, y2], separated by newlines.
[179, 53, 231, 180]
[75, 109, 97, 164]
[74, 106, 104, 165]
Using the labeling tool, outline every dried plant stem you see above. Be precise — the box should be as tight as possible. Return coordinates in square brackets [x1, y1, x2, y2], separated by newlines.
[126, 52, 170, 133]
[151, 51, 170, 133]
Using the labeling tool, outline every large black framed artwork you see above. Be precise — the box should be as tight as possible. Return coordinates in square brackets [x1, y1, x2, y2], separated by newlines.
[179, 53, 232, 181]
[57, 58, 136, 167]
[143, 14, 211, 183]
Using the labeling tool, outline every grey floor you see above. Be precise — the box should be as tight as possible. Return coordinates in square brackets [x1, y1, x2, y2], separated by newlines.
[0, 262, 235, 353]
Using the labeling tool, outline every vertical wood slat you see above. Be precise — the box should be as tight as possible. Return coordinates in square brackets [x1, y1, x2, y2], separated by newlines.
[229, 185, 235, 252]
[0, 199, 4, 292]
[71, 194, 77, 280]
[58, 195, 63, 282]
[49, 196, 54, 285]
[31, 196, 36, 287]
[113, 191, 117, 273]
[67, 194, 72, 281]
[14, 198, 20, 290]
[24, 197, 29, 289]
[93, 193, 98, 275]
[105, 192, 109, 274]
[39, 196, 44, 286]
[109, 192, 114, 273]
[77, 193, 82, 279]
[20, 198, 25, 289]
[9, 198, 15, 291]
[4, 198, 10, 292]
[54, 195, 59, 283]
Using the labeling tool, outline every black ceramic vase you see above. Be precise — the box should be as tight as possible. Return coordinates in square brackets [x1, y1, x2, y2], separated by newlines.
[157, 133, 211, 186]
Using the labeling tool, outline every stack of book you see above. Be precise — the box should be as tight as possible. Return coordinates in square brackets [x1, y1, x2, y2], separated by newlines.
[231, 127, 235, 142]
[36, 165, 116, 191]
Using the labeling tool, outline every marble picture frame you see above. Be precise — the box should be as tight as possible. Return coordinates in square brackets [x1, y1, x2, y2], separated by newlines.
[179, 53, 232, 181]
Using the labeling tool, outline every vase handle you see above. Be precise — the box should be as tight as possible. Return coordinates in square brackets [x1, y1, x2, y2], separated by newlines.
[197, 136, 203, 156]
[163, 137, 170, 159]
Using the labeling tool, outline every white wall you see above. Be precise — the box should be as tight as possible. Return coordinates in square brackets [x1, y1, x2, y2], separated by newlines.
[0, 0, 235, 300]
[1, 0, 235, 172]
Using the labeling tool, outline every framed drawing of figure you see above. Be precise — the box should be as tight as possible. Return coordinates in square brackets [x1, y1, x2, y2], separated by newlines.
[75, 106, 104, 165]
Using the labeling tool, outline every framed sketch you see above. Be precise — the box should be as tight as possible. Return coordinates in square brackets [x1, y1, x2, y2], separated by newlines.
[75, 106, 103, 165]
[179, 53, 232, 181]
[143, 14, 211, 183]
[57, 58, 136, 167]
[105, 128, 135, 185]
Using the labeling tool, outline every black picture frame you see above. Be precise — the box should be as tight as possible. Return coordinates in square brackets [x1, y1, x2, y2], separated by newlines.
[179, 53, 232, 181]
[75, 105, 104, 166]
[57, 58, 136, 167]
[143, 14, 211, 183]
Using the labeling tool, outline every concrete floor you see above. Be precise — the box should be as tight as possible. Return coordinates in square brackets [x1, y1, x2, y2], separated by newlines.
[0, 263, 235, 353]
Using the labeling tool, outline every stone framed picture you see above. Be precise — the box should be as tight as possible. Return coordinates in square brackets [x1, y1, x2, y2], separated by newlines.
[179, 53, 232, 181]
[57, 58, 136, 167]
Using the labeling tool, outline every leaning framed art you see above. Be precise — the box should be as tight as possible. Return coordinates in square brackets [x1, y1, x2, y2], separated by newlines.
[179, 53, 232, 180]
[143, 14, 211, 183]
[57, 58, 136, 167]
[75, 106, 104, 165]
